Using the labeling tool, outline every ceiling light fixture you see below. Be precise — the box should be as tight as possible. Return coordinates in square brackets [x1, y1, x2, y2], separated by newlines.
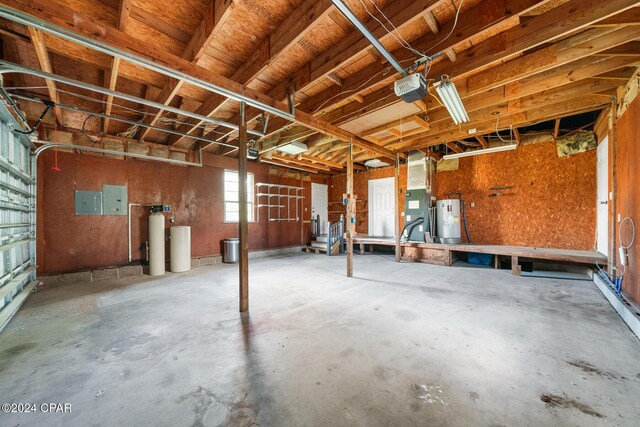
[364, 159, 391, 168]
[277, 141, 308, 155]
[434, 75, 470, 125]
[442, 144, 517, 160]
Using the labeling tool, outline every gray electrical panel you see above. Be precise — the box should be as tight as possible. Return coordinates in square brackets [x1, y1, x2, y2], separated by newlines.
[103, 185, 128, 215]
[75, 191, 103, 215]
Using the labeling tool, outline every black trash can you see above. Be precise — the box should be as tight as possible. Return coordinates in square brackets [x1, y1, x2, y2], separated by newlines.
[223, 238, 239, 263]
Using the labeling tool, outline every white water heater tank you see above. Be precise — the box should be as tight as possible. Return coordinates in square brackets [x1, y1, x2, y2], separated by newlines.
[170, 226, 191, 273]
[149, 212, 165, 276]
[436, 199, 462, 244]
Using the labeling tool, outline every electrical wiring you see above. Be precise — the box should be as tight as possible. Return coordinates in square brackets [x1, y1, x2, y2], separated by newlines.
[620, 217, 636, 250]
[426, 80, 444, 108]
[359, 0, 424, 58]
[429, 0, 465, 53]
[495, 117, 516, 143]
[6, 86, 229, 135]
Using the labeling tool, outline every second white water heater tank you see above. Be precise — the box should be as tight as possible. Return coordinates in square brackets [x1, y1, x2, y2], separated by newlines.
[149, 212, 165, 276]
[436, 199, 462, 244]
[170, 226, 191, 273]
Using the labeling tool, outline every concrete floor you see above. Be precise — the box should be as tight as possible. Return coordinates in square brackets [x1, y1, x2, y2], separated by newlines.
[1, 253, 640, 426]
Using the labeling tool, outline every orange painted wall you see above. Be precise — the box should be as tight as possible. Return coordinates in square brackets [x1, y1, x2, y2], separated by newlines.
[36, 150, 326, 274]
[615, 96, 640, 304]
[434, 140, 597, 249]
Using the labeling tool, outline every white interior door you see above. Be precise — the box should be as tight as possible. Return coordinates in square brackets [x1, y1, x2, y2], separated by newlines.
[311, 183, 328, 234]
[596, 136, 609, 256]
[368, 177, 395, 237]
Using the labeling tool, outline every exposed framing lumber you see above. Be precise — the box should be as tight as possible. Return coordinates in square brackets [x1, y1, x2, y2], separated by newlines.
[475, 135, 489, 148]
[393, 95, 609, 152]
[239, 102, 248, 312]
[260, 157, 319, 173]
[262, 0, 554, 145]
[331, 27, 640, 151]
[2, 0, 398, 160]
[169, 0, 335, 146]
[553, 118, 561, 139]
[25, 27, 63, 124]
[103, 0, 131, 133]
[138, 0, 236, 140]
[299, 154, 344, 168]
[346, 142, 354, 277]
[270, 153, 332, 171]
[206, 0, 445, 150]
[446, 142, 463, 153]
[513, 128, 521, 144]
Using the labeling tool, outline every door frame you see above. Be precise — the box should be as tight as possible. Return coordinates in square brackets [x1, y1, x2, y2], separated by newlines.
[596, 135, 609, 256]
[368, 177, 395, 237]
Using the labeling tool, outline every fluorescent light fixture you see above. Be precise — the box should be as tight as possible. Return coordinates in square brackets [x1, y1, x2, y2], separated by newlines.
[277, 141, 308, 155]
[364, 159, 391, 168]
[434, 75, 470, 125]
[442, 144, 517, 160]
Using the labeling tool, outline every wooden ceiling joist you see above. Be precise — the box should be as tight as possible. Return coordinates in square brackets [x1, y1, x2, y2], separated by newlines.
[168, 0, 336, 146]
[138, 0, 237, 141]
[3, 0, 397, 161]
[270, 153, 331, 172]
[25, 27, 63, 125]
[103, 0, 131, 134]
[210, 0, 445, 148]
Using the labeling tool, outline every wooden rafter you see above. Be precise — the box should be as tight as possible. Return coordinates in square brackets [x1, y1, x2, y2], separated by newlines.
[553, 118, 561, 139]
[103, 0, 131, 134]
[168, 0, 336, 146]
[391, 95, 609, 152]
[270, 153, 332, 171]
[204, 0, 445, 150]
[475, 135, 489, 148]
[26, 27, 63, 125]
[3, 0, 398, 160]
[138, 0, 236, 140]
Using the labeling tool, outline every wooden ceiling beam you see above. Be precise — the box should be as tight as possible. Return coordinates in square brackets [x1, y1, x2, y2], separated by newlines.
[25, 27, 63, 125]
[259, 158, 320, 174]
[206, 0, 445, 150]
[475, 135, 489, 148]
[445, 142, 463, 153]
[391, 95, 608, 152]
[169, 0, 335, 146]
[138, 0, 236, 140]
[590, 7, 640, 26]
[3, 0, 398, 160]
[299, 154, 344, 169]
[296, 0, 562, 120]
[330, 33, 640, 139]
[513, 127, 521, 144]
[270, 153, 332, 171]
[384, 78, 622, 146]
[103, 0, 131, 134]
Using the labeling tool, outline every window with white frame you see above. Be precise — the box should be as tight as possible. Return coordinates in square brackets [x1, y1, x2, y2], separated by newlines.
[224, 170, 254, 222]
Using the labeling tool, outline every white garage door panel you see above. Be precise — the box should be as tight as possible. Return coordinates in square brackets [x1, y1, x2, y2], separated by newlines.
[0, 104, 37, 332]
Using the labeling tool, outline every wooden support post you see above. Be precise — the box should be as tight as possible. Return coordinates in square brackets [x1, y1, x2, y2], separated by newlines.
[239, 102, 249, 312]
[346, 142, 354, 277]
[609, 98, 617, 277]
[511, 255, 521, 276]
[394, 153, 401, 262]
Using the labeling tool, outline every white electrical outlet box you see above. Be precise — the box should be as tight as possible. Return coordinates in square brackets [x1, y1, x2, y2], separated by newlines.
[619, 247, 628, 266]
